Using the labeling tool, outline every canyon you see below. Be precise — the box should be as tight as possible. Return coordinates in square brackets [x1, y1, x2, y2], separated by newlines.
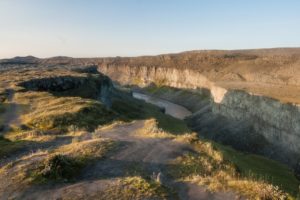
[2, 48, 300, 168]
[91, 48, 300, 169]
[0, 48, 300, 199]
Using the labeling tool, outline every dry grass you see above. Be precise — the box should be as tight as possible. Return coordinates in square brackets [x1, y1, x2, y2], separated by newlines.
[54, 138, 115, 160]
[135, 119, 199, 146]
[0, 66, 116, 137]
[99, 176, 170, 200]
[31, 138, 116, 182]
[136, 119, 295, 199]
[96, 120, 126, 132]
[0, 138, 116, 186]
[49, 176, 171, 200]
[13, 91, 115, 131]
[191, 173, 289, 199]
[6, 129, 59, 142]
[134, 118, 175, 139]
[169, 140, 292, 200]
[0, 150, 48, 191]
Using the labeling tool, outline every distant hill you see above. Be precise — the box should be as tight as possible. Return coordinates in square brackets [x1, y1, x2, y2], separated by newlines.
[0, 56, 39, 65]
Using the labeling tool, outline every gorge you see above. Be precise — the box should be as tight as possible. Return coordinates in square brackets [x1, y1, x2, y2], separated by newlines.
[95, 49, 300, 169]
[1, 48, 300, 199]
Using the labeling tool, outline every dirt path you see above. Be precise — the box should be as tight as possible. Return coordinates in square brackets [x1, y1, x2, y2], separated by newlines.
[15, 120, 240, 200]
[0, 89, 21, 134]
[91, 120, 239, 200]
[81, 121, 189, 179]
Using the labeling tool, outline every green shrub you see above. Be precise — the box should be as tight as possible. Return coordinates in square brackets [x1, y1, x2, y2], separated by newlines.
[40, 154, 82, 181]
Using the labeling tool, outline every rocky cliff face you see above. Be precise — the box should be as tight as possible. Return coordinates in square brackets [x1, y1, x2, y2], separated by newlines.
[211, 89, 300, 166]
[99, 65, 213, 89]
[98, 64, 300, 167]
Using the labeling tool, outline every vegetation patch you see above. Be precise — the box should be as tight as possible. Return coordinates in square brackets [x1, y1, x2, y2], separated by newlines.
[0, 136, 25, 158]
[36, 139, 115, 182]
[216, 143, 300, 197]
[135, 119, 199, 144]
[168, 139, 298, 199]
[54, 138, 116, 160]
[4, 138, 117, 184]
[14, 92, 116, 132]
[112, 96, 189, 134]
[29, 102, 115, 132]
[101, 176, 170, 200]
[38, 154, 82, 181]
[5, 129, 59, 142]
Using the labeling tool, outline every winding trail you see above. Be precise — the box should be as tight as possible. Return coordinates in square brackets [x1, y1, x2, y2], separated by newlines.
[92, 120, 239, 200]
[89, 120, 239, 200]
[18, 120, 240, 200]
[0, 89, 21, 134]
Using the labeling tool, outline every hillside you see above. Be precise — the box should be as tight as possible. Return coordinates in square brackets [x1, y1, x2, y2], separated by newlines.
[0, 55, 299, 199]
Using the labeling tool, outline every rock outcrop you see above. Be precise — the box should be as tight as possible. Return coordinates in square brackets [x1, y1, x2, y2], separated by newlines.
[18, 74, 114, 106]
[19, 76, 88, 92]
[211, 90, 300, 164]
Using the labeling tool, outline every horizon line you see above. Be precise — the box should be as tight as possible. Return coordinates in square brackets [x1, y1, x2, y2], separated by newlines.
[1, 46, 300, 60]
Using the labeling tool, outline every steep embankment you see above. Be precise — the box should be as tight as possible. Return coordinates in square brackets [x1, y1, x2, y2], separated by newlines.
[96, 49, 300, 169]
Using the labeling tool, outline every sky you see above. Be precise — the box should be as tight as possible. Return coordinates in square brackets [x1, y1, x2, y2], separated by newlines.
[0, 0, 300, 58]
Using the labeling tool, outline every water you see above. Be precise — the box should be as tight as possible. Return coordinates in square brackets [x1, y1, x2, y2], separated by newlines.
[132, 92, 192, 120]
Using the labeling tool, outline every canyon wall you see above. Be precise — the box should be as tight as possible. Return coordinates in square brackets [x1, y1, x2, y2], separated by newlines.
[98, 64, 300, 167]
[99, 65, 213, 89]
[211, 90, 300, 165]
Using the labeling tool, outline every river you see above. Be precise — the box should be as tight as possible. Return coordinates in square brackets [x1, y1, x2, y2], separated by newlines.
[132, 92, 192, 120]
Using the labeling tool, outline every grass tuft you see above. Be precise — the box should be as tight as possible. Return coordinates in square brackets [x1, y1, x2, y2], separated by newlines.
[38, 154, 82, 181]
[101, 176, 170, 200]
[169, 139, 297, 199]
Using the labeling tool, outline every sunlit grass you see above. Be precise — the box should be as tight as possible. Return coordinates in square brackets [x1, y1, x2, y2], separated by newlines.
[111, 96, 190, 135]
[13, 91, 116, 132]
